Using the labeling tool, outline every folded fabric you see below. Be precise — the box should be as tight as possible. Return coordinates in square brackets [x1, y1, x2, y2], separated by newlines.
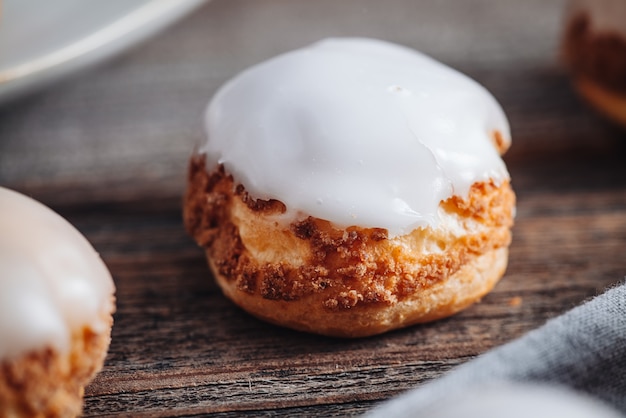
[365, 282, 626, 417]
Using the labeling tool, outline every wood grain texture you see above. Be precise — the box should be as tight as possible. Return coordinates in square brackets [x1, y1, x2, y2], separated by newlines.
[1, 0, 625, 416]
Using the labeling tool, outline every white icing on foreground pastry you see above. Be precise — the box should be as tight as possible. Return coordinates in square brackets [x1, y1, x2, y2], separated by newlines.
[0, 187, 115, 360]
[203, 38, 510, 237]
[569, 0, 626, 34]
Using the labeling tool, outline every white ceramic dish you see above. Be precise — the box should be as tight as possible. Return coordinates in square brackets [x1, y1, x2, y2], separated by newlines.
[0, 0, 206, 104]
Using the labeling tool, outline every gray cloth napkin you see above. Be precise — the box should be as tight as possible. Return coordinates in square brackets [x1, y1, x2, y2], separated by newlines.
[366, 282, 626, 417]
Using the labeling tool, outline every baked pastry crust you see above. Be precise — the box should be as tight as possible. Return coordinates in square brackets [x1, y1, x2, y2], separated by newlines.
[574, 75, 626, 127]
[563, 12, 626, 126]
[564, 12, 626, 95]
[184, 156, 514, 337]
[0, 309, 113, 417]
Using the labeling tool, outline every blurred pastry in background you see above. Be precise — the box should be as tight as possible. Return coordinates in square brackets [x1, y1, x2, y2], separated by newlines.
[563, 0, 626, 127]
[0, 187, 116, 417]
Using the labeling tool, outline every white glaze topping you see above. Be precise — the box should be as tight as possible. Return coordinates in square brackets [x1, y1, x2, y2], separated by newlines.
[203, 38, 510, 237]
[0, 187, 115, 360]
[569, 0, 626, 34]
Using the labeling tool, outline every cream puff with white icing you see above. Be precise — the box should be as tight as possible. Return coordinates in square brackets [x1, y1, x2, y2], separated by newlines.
[184, 38, 515, 337]
[0, 187, 115, 417]
[563, 0, 626, 127]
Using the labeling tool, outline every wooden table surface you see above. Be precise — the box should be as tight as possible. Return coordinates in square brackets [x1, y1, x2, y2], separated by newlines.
[1, 0, 625, 416]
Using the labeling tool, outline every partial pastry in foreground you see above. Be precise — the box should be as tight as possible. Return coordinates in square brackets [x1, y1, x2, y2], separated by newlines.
[0, 187, 115, 417]
[563, 0, 626, 127]
[184, 38, 515, 338]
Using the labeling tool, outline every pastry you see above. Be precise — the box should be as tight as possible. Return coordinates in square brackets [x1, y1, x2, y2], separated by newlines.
[563, 0, 626, 127]
[184, 38, 515, 337]
[0, 187, 115, 417]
